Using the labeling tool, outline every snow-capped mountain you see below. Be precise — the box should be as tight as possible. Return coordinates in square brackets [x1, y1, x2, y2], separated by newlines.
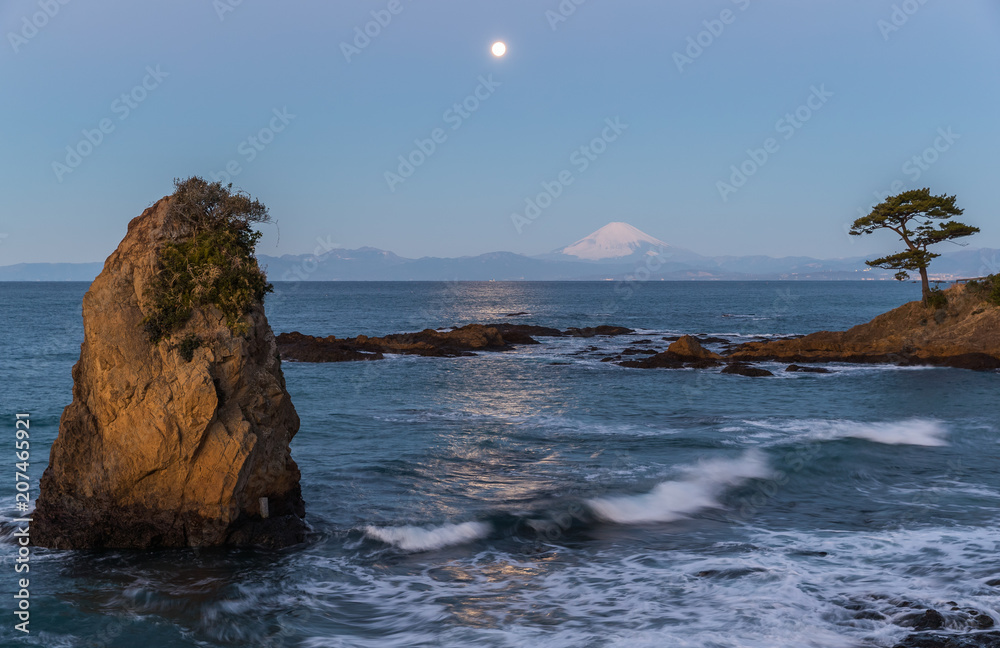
[556, 222, 670, 261]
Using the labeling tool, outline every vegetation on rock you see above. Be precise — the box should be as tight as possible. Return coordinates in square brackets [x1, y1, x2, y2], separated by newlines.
[925, 287, 948, 310]
[849, 188, 979, 305]
[966, 274, 1000, 307]
[142, 177, 273, 343]
[177, 333, 202, 362]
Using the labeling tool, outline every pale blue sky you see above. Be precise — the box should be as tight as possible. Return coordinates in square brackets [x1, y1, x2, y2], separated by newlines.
[1, 0, 998, 265]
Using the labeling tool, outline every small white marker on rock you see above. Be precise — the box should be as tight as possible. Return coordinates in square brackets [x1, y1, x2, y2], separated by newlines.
[259, 497, 269, 519]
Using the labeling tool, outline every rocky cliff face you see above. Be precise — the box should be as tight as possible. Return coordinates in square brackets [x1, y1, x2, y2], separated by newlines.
[730, 283, 1000, 370]
[33, 197, 306, 549]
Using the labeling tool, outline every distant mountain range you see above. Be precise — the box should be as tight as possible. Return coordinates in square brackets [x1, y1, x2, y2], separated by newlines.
[2, 222, 996, 282]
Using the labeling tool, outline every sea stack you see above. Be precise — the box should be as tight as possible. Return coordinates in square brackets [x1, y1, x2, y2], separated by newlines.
[33, 181, 306, 549]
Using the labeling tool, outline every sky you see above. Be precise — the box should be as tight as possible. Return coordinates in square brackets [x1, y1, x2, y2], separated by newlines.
[1, 0, 998, 265]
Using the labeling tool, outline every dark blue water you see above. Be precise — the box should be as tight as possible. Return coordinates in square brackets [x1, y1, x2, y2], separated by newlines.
[2, 281, 999, 647]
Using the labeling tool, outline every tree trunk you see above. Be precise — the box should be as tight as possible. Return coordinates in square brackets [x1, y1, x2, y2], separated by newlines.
[919, 266, 931, 303]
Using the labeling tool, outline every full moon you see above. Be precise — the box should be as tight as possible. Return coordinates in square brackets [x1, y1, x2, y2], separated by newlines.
[491, 41, 507, 57]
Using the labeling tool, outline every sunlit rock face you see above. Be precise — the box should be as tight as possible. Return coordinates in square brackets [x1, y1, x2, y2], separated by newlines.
[33, 197, 306, 549]
[730, 283, 1000, 371]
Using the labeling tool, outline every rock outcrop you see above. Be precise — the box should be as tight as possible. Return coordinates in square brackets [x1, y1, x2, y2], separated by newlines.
[276, 322, 637, 363]
[484, 323, 565, 342]
[564, 325, 634, 337]
[729, 283, 1000, 370]
[619, 335, 722, 369]
[892, 632, 1000, 648]
[274, 332, 385, 363]
[721, 362, 774, 378]
[33, 197, 306, 549]
[277, 324, 515, 362]
[665, 335, 723, 362]
[785, 364, 833, 374]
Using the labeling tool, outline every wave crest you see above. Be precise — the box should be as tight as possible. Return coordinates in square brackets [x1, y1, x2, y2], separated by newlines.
[364, 521, 491, 552]
[587, 451, 772, 524]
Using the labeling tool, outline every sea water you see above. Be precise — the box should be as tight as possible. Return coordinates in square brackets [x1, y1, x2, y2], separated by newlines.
[1, 281, 998, 647]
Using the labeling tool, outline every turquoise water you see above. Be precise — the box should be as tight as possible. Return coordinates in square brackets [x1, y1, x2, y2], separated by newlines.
[2, 281, 999, 647]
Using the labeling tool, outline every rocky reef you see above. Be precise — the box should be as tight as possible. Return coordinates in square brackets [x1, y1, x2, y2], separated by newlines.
[276, 282, 998, 375]
[33, 190, 306, 549]
[729, 282, 1000, 370]
[277, 324, 509, 361]
[276, 324, 635, 362]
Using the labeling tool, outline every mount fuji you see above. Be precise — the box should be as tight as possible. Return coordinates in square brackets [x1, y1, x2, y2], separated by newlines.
[543, 222, 706, 267]
[556, 222, 671, 261]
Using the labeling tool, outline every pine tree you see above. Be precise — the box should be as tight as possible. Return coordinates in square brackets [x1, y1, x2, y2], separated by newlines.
[850, 189, 979, 303]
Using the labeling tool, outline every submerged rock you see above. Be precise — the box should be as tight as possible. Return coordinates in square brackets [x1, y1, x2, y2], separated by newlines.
[619, 354, 685, 369]
[564, 325, 634, 337]
[486, 323, 565, 338]
[892, 632, 1000, 648]
[785, 364, 834, 374]
[721, 362, 774, 377]
[621, 347, 659, 356]
[900, 610, 947, 630]
[33, 194, 306, 549]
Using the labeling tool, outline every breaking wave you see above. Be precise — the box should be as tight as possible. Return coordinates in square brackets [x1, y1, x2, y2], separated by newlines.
[364, 521, 492, 552]
[587, 451, 772, 524]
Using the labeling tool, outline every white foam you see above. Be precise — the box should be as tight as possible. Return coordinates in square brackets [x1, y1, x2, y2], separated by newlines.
[837, 419, 948, 446]
[364, 521, 491, 552]
[733, 418, 949, 447]
[587, 451, 772, 524]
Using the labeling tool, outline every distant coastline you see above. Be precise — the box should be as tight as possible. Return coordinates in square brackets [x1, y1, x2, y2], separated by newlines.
[1, 246, 994, 283]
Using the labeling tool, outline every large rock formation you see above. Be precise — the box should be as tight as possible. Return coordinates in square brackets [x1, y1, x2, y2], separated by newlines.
[33, 197, 306, 549]
[729, 283, 1000, 370]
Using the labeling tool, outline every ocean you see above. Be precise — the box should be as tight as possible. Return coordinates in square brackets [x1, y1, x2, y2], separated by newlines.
[2, 280, 999, 648]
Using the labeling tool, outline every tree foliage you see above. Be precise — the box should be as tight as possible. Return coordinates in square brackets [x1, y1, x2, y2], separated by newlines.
[142, 177, 273, 343]
[849, 188, 978, 303]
